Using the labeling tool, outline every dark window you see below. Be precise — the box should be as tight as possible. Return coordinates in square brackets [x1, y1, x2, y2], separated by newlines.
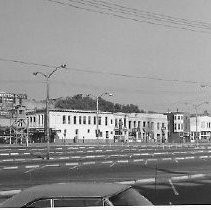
[109, 188, 152, 206]
[111, 119, 113, 124]
[68, 116, 71, 124]
[75, 129, 78, 135]
[88, 116, 91, 124]
[143, 121, 146, 127]
[129, 121, 131, 129]
[105, 117, 108, 126]
[98, 117, 101, 125]
[33, 117, 36, 123]
[79, 116, 82, 124]
[87, 129, 90, 133]
[83, 116, 86, 124]
[94, 116, 96, 125]
[53, 198, 103, 207]
[25, 199, 51, 208]
[63, 115, 66, 124]
[74, 116, 77, 124]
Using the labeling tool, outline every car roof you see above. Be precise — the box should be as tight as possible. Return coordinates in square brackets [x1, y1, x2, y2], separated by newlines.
[1, 182, 130, 207]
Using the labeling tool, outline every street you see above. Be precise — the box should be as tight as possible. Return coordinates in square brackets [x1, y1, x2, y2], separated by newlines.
[1, 144, 211, 205]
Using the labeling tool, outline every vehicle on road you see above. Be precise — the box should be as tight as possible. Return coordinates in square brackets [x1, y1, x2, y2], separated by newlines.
[0, 182, 152, 207]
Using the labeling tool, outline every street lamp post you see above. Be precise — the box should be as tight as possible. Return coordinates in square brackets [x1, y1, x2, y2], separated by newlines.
[33, 64, 66, 159]
[88, 93, 113, 141]
[193, 101, 209, 148]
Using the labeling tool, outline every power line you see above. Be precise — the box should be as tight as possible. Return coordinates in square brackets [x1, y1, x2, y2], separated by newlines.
[46, 0, 211, 34]
[0, 57, 210, 87]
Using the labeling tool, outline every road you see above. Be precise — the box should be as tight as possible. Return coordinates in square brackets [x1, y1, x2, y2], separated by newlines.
[1, 143, 211, 205]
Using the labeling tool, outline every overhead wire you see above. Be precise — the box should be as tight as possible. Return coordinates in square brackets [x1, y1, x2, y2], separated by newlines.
[46, 0, 211, 34]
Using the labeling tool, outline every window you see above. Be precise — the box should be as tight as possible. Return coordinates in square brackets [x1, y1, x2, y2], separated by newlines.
[151, 122, 154, 129]
[75, 129, 78, 135]
[87, 129, 90, 133]
[41, 115, 44, 125]
[33, 116, 36, 123]
[74, 116, 77, 124]
[178, 124, 180, 130]
[174, 116, 177, 120]
[53, 198, 103, 207]
[79, 116, 82, 124]
[174, 123, 177, 130]
[64, 129, 67, 138]
[83, 116, 86, 124]
[25, 199, 51, 208]
[98, 117, 101, 125]
[115, 119, 118, 127]
[138, 121, 141, 128]
[111, 119, 113, 124]
[94, 116, 96, 125]
[63, 115, 66, 124]
[162, 123, 165, 128]
[178, 116, 180, 120]
[106, 131, 109, 138]
[124, 118, 127, 127]
[181, 123, 183, 130]
[88, 116, 91, 124]
[38, 115, 40, 125]
[157, 123, 160, 130]
[68, 116, 71, 124]
[134, 121, 136, 128]
[105, 117, 108, 126]
[129, 121, 131, 129]
[30, 117, 32, 123]
[143, 121, 146, 127]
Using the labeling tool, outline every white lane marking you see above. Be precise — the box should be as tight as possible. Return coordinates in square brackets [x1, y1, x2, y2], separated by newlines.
[141, 153, 150, 155]
[174, 159, 179, 163]
[10, 153, 19, 155]
[88, 147, 95, 149]
[24, 153, 30, 155]
[133, 154, 141, 156]
[18, 149, 26, 151]
[101, 161, 113, 164]
[190, 174, 206, 179]
[59, 157, 69, 160]
[77, 151, 83, 153]
[117, 181, 136, 185]
[110, 162, 116, 167]
[3, 166, 18, 170]
[144, 160, 148, 165]
[171, 175, 189, 181]
[0, 190, 21, 196]
[199, 156, 208, 159]
[117, 160, 128, 163]
[14, 158, 26, 161]
[136, 178, 155, 183]
[65, 162, 79, 166]
[71, 156, 81, 159]
[2, 159, 13, 162]
[82, 161, 96, 165]
[87, 150, 94, 153]
[0, 153, 9, 156]
[133, 159, 144, 162]
[25, 165, 39, 169]
[95, 150, 102, 152]
[79, 147, 85, 149]
[162, 158, 172, 161]
[185, 156, 195, 160]
[147, 158, 157, 162]
[55, 148, 62, 150]
[106, 150, 113, 152]
[45, 164, 60, 167]
[175, 157, 185, 160]
[169, 179, 179, 195]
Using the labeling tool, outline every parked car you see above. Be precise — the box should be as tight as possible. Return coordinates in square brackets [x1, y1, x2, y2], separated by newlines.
[0, 182, 152, 207]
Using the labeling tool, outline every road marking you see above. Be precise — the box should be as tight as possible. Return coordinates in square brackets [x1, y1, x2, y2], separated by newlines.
[71, 156, 81, 159]
[184, 156, 195, 160]
[147, 158, 157, 162]
[0, 190, 21, 196]
[2, 159, 13, 161]
[141, 153, 149, 155]
[25, 165, 39, 169]
[95, 150, 102, 152]
[169, 179, 179, 196]
[65, 162, 79, 166]
[45, 164, 60, 167]
[101, 160, 113, 164]
[3, 166, 18, 170]
[10, 153, 19, 155]
[133, 159, 144, 162]
[56, 148, 62, 150]
[162, 158, 172, 161]
[18, 149, 26, 151]
[59, 157, 69, 160]
[86, 150, 94, 153]
[199, 156, 208, 159]
[117, 180, 136, 185]
[14, 158, 26, 161]
[175, 157, 185, 160]
[82, 161, 96, 165]
[117, 160, 128, 163]
[24, 153, 30, 155]
[136, 178, 155, 183]
[110, 162, 116, 167]
[69, 166, 78, 170]
[0, 153, 9, 156]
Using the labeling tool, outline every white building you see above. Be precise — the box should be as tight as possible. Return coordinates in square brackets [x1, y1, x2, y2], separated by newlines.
[128, 113, 168, 143]
[27, 109, 168, 143]
[190, 115, 211, 141]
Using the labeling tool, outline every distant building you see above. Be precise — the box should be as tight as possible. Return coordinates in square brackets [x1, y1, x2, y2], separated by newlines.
[128, 113, 168, 143]
[165, 112, 190, 143]
[190, 115, 211, 141]
[27, 109, 168, 144]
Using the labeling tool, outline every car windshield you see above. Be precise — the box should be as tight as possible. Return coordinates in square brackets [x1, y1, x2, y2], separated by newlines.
[109, 188, 152, 206]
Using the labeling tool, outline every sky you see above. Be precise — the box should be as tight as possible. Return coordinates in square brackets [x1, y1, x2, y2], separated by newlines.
[1, 0, 211, 113]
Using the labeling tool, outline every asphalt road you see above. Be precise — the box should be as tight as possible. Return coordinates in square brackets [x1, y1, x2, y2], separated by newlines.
[1, 144, 211, 205]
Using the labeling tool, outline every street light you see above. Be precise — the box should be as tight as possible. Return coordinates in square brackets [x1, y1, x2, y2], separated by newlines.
[33, 64, 66, 159]
[193, 101, 209, 148]
[87, 92, 113, 140]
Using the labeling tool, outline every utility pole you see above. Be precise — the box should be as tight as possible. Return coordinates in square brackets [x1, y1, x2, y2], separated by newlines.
[33, 64, 66, 159]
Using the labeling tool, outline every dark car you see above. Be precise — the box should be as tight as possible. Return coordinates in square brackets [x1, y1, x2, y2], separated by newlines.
[0, 182, 152, 207]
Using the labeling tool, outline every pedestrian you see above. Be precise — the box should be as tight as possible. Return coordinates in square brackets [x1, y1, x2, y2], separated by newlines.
[83, 136, 85, 143]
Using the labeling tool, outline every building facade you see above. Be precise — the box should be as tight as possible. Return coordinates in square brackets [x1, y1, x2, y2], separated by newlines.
[165, 112, 190, 143]
[190, 115, 211, 141]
